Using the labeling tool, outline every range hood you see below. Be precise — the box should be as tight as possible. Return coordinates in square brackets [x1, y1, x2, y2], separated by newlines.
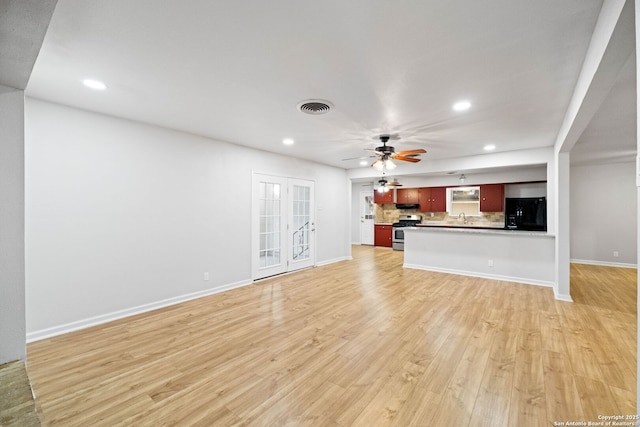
[396, 203, 420, 210]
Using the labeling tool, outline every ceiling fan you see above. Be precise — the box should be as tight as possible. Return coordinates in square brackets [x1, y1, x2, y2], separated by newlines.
[367, 135, 426, 171]
[376, 175, 402, 193]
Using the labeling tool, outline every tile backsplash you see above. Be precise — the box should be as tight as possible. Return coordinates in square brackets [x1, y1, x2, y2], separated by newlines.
[375, 204, 504, 228]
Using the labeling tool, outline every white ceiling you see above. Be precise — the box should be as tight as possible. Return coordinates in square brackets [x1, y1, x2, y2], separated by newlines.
[25, 0, 635, 172]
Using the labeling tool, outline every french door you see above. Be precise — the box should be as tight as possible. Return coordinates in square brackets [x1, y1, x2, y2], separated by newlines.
[252, 173, 315, 280]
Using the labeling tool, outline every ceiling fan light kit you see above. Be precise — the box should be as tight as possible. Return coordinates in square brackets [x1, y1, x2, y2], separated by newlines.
[377, 177, 390, 193]
[372, 158, 396, 171]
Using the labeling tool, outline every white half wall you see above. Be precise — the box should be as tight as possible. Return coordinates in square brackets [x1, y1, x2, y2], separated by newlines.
[0, 86, 26, 363]
[403, 227, 556, 288]
[571, 161, 637, 265]
[25, 98, 350, 338]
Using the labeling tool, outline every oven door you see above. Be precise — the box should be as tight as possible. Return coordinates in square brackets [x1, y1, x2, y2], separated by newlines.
[392, 226, 405, 250]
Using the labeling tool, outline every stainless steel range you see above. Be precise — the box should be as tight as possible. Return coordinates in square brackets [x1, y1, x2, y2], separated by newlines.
[392, 215, 422, 251]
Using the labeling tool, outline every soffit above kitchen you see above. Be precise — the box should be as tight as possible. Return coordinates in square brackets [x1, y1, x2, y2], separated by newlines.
[27, 1, 614, 170]
[571, 51, 637, 166]
[0, 0, 57, 90]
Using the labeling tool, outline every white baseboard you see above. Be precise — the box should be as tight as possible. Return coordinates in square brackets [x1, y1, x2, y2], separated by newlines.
[403, 263, 555, 288]
[553, 289, 574, 302]
[26, 279, 252, 343]
[316, 256, 352, 267]
[571, 258, 637, 269]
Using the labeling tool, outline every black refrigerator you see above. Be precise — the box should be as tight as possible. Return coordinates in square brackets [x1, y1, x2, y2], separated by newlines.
[504, 197, 547, 231]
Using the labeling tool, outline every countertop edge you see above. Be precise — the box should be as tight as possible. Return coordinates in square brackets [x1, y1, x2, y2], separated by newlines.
[404, 226, 555, 237]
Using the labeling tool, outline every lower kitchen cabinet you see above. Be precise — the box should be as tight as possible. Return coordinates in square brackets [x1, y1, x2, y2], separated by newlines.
[374, 225, 393, 247]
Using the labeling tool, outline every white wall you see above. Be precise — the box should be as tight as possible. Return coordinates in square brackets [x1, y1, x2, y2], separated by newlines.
[0, 86, 26, 363]
[570, 161, 637, 265]
[25, 99, 350, 338]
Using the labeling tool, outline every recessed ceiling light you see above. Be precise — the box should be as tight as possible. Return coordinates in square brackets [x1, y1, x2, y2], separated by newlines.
[282, 138, 294, 146]
[359, 160, 368, 166]
[453, 100, 471, 111]
[82, 79, 107, 90]
[484, 144, 496, 151]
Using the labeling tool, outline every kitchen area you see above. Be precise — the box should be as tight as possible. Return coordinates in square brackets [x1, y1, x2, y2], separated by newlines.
[371, 180, 556, 289]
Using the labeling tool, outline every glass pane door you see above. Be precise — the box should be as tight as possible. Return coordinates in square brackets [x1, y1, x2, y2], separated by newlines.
[360, 190, 374, 245]
[253, 174, 287, 279]
[259, 181, 281, 268]
[288, 179, 314, 271]
[292, 184, 310, 261]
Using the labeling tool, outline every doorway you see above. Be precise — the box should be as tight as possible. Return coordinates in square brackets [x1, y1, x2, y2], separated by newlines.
[252, 173, 315, 280]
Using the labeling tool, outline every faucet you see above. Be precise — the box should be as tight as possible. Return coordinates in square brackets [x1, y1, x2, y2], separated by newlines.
[458, 212, 467, 224]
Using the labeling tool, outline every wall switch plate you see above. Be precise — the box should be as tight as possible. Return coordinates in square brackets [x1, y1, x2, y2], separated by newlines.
[488, 259, 494, 267]
[204, 272, 210, 281]
[613, 251, 619, 257]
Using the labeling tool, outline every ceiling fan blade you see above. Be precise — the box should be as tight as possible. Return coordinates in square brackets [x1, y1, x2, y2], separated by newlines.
[387, 182, 403, 187]
[395, 156, 422, 163]
[365, 149, 385, 155]
[341, 155, 376, 161]
[397, 149, 427, 155]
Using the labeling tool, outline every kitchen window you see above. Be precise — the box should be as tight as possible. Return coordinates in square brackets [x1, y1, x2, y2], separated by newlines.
[447, 186, 480, 216]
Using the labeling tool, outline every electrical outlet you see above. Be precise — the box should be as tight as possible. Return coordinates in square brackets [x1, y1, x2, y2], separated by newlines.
[204, 272, 210, 281]
[488, 259, 494, 267]
[613, 251, 619, 257]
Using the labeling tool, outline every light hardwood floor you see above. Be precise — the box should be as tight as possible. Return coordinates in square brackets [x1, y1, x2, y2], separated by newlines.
[27, 246, 637, 426]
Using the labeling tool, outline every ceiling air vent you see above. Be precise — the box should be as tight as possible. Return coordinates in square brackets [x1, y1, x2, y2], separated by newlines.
[297, 99, 333, 115]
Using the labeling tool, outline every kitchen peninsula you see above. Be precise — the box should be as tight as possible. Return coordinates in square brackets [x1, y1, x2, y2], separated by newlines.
[403, 226, 555, 287]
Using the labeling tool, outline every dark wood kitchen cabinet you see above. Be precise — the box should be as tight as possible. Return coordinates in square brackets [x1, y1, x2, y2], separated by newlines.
[480, 184, 504, 212]
[374, 189, 394, 204]
[418, 187, 446, 212]
[374, 225, 393, 247]
[396, 188, 420, 204]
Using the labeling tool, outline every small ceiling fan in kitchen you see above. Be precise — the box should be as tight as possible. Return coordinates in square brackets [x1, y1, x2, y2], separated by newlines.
[376, 175, 402, 193]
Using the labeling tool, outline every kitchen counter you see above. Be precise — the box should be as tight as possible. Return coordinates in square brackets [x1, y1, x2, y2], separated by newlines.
[403, 226, 555, 287]
[412, 225, 554, 237]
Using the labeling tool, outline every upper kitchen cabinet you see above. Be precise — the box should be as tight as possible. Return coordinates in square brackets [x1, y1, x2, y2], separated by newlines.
[396, 188, 420, 204]
[480, 184, 504, 212]
[418, 187, 446, 212]
[374, 189, 394, 204]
